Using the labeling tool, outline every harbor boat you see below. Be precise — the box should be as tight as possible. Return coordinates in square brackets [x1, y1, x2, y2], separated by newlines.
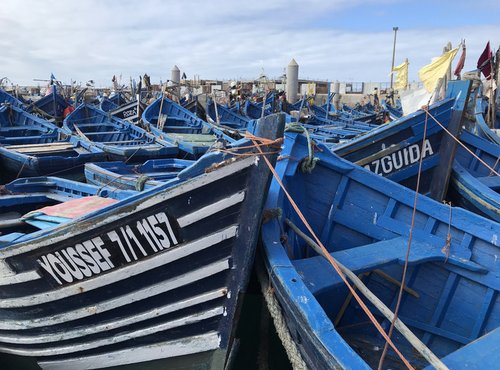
[108, 100, 146, 123]
[448, 129, 500, 221]
[243, 98, 272, 119]
[182, 97, 207, 121]
[27, 85, 72, 123]
[64, 103, 178, 162]
[333, 80, 471, 194]
[260, 131, 500, 369]
[340, 103, 380, 123]
[85, 158, 195, 191]
[142, 96, 237, 158]
[473, 97, 500, 145]
[307, 102, 375, 128]
[206, 97, 253, 131]
[0, 104, 105, 177]
[100, 92, 129, 112]
[100, 92, 145, 124]
[0, 88, 25, 109]
[0, 114, 285, 370]
[0, 103, 58, 146]
[382, 100, 404, 120]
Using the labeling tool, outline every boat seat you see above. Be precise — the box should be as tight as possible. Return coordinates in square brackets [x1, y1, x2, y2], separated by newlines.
[101, 140, 150, 145]
[81, 131, 123, 136]
[477, 175, 500, 190]
[5, 142, 74, 153]
[170, 133, 217, 143]
[0, 135, 57, 144]
[74, 123, 115, 128]
[292, 236, 486, 295]
[424, 328, 500, 370]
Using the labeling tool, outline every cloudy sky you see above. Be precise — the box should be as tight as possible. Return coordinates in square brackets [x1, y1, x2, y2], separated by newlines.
[1, 0, 499, 86]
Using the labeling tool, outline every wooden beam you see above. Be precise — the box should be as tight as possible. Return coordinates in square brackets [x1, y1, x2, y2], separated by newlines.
[429, 80, 472, 201]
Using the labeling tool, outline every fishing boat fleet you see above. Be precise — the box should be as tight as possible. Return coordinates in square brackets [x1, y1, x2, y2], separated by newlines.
[1, 53, 500, 370]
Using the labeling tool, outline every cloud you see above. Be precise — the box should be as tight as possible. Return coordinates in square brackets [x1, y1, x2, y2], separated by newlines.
[0, 0, 498, 86]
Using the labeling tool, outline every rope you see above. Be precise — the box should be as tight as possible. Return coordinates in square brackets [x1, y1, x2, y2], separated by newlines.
[252, 138, 416, 370]
[209, 134, 283, 158]
[256, 262, 308, 370]
[422, 107, 500, 177]
[135, 175, 150, 191]
[285, 124, 319, 173]
[15, 156, 29, 179]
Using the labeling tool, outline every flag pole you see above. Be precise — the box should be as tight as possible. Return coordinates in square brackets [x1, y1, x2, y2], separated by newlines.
[390, 26, 399, 90]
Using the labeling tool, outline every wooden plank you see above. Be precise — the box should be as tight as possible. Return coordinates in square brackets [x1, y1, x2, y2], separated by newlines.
[170, 133, 217, 143]
[429, 80, 472, 201]
[6, 143, 74, 153]
[421, 272, 458, 344]
[470, 288, 495, 339]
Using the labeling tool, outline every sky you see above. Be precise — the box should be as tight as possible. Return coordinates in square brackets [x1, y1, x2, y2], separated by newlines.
[1, 0, 499, 87]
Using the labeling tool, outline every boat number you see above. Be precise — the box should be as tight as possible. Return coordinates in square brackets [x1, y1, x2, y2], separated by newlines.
[122, 107, 137, 118]
[364, 139, 434, 176]
[36, 211, 179, 285]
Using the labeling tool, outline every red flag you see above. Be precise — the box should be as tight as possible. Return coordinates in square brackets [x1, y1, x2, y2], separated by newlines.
[454, 43, 466, 78]
[477, 41, 493, 79]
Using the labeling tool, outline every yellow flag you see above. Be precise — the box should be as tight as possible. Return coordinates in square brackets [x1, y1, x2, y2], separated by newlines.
[418, 47, 459, 92]
[391, 60, 409, 90]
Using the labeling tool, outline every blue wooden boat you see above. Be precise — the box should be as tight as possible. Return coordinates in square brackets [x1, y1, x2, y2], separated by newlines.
[0, 88, 25, 109]
[28, 85, 71, 122]
[110, 100, 146, 123]
[206, 97, 253, 131]
[334, 80, 471, 194]
[0, 103, 58, 145]
[99, 97, 120, 112]
[182, 98, 207, 121]
[340, 103, 380, 123]
[261, 131, 500, 369]
[64, 103, 178, 161]
[382, 100, 403, 120]
[0, 104, 105, 177]
[473, 97, 500, 145]
[100, 92, 129, 111]
[243, 99, 272, 119]
[142, 96, 237, 158]
[0, 114, 285, 370]
[448, 130, 500, 221]
[85, 158, 195, 191]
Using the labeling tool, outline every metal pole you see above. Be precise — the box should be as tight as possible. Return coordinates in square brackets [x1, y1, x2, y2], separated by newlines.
[390, 26, 399, 89]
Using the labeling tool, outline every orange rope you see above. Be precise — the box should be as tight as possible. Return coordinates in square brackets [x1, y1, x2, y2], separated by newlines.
[253, 138, 414, 370]
[422, 107, 500, 177]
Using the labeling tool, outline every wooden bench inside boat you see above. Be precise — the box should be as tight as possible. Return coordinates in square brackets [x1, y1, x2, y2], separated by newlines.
[100, 140, 151, 145]
[161, 126, 201, 133]
[169, 133, 217, 144]
[423, 327, 500, 369]
[80, 131, 124, 136]
[292, 236, 486, 295]
[5, 142, 75, 153]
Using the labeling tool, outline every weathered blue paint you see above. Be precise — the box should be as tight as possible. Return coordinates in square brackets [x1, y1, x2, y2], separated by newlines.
[261, 131, 500, 369]
[0, 114, 285, 369]
[449, 130, 500, 221]
[0, 104, 105, 177]
[334, 80, 471, 194]
[142, 96, 237, 158]
[64, 103, 178, 161]
[85, 158, 195, 191]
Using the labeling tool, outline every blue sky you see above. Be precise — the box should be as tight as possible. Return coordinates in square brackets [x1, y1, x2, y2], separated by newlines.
[0, 0, 498, 86]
